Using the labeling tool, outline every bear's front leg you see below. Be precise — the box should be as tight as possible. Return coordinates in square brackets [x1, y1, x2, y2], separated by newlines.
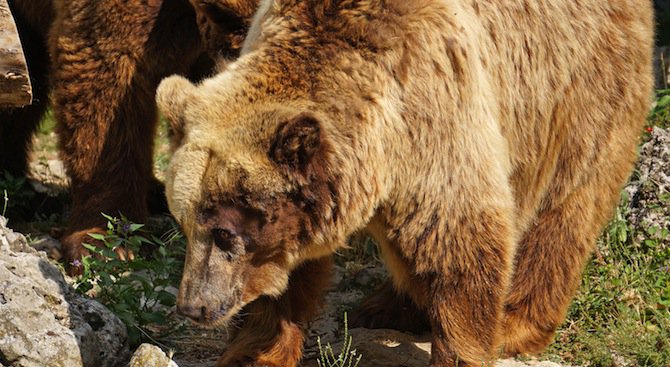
[217, 257, 333, 367]
[423, 206, 514, 366]
[384, 198, 515, 366]
[216, 303, 304, 367]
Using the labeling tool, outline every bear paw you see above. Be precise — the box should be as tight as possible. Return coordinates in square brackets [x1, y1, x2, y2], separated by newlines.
[61, 228, 134, 276]
[216, 355, 290, 367]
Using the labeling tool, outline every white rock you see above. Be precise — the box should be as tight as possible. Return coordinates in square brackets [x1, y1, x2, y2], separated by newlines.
[129, 344, 179, 367]
[0, 217, 129, 367]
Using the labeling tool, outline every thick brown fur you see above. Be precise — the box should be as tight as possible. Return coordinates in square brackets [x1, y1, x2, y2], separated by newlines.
[1, 0, 257, 273]
[157, 0, 654, 366]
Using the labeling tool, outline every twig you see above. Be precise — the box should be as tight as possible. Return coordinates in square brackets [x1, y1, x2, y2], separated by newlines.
[2, 189, 8, 218]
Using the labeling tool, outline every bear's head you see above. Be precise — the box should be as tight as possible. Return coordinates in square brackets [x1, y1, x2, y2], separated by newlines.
[156, 0, 400, 327]
[156, 74, 348, 326]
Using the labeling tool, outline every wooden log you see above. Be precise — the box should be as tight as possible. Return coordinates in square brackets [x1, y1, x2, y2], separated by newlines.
[0, 0, 32, 107]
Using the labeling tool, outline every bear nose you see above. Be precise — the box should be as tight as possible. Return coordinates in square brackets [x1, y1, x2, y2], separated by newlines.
[177, 302, 207, 322]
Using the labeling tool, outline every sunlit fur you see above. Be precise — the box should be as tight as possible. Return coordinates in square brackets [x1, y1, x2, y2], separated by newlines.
[158, 0, 653, 366]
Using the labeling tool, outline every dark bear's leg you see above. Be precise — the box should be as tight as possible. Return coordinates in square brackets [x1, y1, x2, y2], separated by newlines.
[0, 1, 50, 179]
[217, 257, 333, 367]
[350, 280, 430, 334]
[49, 0, 207, 273]
[349, 215, 431, 333]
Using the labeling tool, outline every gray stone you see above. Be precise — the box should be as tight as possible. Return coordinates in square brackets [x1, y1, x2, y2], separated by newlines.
[0, 217, 31, 253]
[28, 159, 69, 196]
[0, 217, 129, 367]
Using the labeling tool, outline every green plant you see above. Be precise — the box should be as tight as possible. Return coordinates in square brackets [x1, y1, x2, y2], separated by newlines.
[647, 89, 670, 131]
[73, 213, 186, 347]
[317, 313, 363, 367]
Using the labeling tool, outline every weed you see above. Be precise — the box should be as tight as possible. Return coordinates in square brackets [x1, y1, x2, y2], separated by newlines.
[2, 189, 7, 218]
[73, 213, 186, 347]
[317, 313, 363, 367]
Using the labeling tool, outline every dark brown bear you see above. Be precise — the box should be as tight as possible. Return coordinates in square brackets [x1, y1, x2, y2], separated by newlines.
[0, 0, 257, 273]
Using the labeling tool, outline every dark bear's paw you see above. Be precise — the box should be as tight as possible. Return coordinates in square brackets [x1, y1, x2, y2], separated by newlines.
[350, 280, 430, 334]
[217, 321, 304, 367]
[147, 176, 169, 215]
[214, 356, 252, 367]
[215, 355, 291, 367]
[61, 228, 134, 276]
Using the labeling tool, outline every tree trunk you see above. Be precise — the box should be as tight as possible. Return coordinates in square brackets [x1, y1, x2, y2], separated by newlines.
[0, 0, 32, 107]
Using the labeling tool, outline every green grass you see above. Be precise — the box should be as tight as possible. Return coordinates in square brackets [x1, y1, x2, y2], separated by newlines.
[648, 89, 670, 130]
[33, 109, 60, 163]
[153, 115, 172, 181]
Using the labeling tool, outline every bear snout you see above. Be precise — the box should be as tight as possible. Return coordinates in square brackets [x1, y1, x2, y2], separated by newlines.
[177, 298, 232, 324]
[177, 301, 208, 322]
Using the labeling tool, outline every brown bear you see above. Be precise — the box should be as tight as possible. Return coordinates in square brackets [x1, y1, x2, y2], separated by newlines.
[156, 0, 654, 366]
[0, 0, 257, 273]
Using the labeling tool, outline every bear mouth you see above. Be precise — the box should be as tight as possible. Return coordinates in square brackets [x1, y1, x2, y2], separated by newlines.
[177, 297, 245, 328]
[198, 302, 246, 329]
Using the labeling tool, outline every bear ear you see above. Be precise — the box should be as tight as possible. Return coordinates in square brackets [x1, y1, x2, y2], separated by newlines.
[269, 113, 324, 172]
[156, 75, 197, 148]
[193, 1, 246, 36]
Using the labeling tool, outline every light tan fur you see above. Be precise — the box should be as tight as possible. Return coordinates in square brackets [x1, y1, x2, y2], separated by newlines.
[157, 0, 654, 366]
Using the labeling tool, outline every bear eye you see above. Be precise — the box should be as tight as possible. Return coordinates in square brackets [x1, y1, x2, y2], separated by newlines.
[212, 228, 236, 252]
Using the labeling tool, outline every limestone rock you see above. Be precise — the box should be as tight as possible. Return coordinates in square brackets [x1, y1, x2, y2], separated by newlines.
[0, 216, 129, 367]
[129, 344, 179, 367]
[28, 159, 69, 196]
[0, 216, 31, 253]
